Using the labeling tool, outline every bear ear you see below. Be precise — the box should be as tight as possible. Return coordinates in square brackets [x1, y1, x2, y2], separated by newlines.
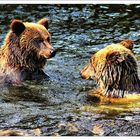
[120, 39, 134, 50]
[11, 20, 26, 36]
[37, 18, 49, 30]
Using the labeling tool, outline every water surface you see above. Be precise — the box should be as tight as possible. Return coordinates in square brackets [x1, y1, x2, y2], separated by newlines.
[0, 4, 140, 136]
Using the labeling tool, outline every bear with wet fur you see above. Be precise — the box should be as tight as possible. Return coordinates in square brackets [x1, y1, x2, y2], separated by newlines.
[80, 40, 140, 98]
[0, 18, 56, 84]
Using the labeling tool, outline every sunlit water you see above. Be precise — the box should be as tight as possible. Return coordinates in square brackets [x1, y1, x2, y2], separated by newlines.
[0, 4, 140, 136]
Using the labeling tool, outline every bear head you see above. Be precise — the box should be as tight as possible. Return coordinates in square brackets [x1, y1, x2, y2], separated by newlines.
[80, 40, 140, 98]
[80, 40, 134, 80]
[4, 18, 56, 71]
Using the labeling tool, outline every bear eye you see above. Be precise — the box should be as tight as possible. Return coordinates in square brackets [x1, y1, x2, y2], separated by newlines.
[36, 38, 44, 44]
[47, 37, 50, 43]
[90, 58, 93, 64]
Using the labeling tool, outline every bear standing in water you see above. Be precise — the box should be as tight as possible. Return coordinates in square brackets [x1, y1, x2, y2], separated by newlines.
[80, 40, 140, 103]
[0, 18, 56, 84]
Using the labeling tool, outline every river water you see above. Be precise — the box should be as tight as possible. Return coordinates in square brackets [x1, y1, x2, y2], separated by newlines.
[0, 4, 140, 136]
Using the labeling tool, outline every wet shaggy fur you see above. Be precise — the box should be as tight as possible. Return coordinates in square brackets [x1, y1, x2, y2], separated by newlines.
[0, 18, 56, 84]
[80, 40, 140, 98]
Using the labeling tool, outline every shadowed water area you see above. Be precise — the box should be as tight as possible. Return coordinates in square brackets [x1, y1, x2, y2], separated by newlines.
[0, 4, 140, 136]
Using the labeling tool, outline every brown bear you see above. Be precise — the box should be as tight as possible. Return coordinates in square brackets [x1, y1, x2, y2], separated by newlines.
[80, 40, 140, 103]
[0, 18, 56, 84]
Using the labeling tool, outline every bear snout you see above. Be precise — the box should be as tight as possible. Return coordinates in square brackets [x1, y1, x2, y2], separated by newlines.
[80, 69, 89, 79]
[80, 64, 95, 80]
[39, 48, 56, 59]
[80, 71, 87, 79]
[50, 49, 56, 58]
